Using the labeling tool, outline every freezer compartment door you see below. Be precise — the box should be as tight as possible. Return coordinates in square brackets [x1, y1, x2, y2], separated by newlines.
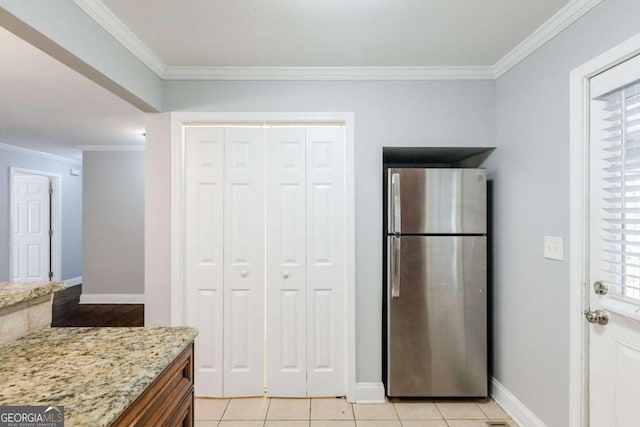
[387, 236, 487, 397]
[387, 168, 486, 235]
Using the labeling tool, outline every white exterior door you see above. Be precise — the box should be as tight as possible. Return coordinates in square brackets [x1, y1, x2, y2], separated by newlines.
[266, 128, 308, 396]
[184, 127, 225, 396]
[589, 54, 640, 426]
[223, 127, 266, 396]
[11, 174, 51, 282]
[306, 127, 346, 396]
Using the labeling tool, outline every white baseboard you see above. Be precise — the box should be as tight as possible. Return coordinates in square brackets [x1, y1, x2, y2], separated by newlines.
[79, 293, 144, 304]
[63, 276, 82, 287]
[490, 377, 547, 427]
[355, 382, 386, 403]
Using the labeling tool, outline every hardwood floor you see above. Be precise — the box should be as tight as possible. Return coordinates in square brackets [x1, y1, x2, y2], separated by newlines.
[52, 284, 144, 327]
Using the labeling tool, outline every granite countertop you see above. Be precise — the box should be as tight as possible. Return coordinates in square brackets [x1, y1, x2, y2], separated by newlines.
[0, 281, 66, 309]
[0, 327, 198, 426]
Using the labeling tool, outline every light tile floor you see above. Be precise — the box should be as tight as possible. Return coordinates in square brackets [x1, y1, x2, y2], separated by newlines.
[194, 397, 519, 427]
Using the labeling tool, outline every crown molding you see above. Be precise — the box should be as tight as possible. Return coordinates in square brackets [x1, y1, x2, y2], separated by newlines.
[70, 0, 165, 77]
[75, 0, 602, 81]
[77, 144, 145, 151]
[163, 66, 495, 81]
[493, 0, 602, 78]
[0, 142, 82, 165]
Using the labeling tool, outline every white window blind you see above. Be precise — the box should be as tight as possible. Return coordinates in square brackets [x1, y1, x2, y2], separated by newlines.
[597, 79, 640, 301]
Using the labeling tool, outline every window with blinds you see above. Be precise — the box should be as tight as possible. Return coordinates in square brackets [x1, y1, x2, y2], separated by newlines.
[598, 80, 640, 301]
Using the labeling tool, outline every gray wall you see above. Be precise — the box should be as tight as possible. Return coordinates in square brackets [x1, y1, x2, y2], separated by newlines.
[484, 0, 640, 425]
[145, 113, 171, 325]
[82, 151, 144, 295]
[0, 146, 82, 281]
[152, 80, 496, 385]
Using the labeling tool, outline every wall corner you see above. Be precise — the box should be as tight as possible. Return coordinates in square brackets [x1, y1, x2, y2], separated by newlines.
[144, 113, 173, 326]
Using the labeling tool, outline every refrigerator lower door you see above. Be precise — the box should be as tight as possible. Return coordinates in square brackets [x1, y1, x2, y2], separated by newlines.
[387, 235, 487, 397]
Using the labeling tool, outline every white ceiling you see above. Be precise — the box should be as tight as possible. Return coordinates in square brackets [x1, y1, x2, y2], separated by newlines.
[102, 0, 570, 67]
[0, 26, 145, 160]
[0, 0, 577, 159]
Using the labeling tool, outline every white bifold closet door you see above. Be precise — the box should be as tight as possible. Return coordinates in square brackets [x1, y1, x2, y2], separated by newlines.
[184, 127, 225, 396]
[185, 125, 345, 398]
[223, 128, 266, 396]
[266, 128, 307, 396]
[305, 127, 346, 396]
[185, 127, 265, 397]
[266, 127, 346, 397]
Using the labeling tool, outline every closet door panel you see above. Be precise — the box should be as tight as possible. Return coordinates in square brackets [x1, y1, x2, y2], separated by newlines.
[306, 127, 346, 397]
[223, 127, 266, 396]
[266, 128, 307, 397]
[184, 127, 224, 396]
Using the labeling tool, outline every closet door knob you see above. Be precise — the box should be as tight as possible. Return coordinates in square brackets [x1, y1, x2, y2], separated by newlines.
[282, 271, 290, 279]
[241, 270, 248, 278]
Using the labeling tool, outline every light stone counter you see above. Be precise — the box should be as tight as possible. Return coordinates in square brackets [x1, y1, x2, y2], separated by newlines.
[0, 327, 198, 426]
[0, 281, 66, 344]
[0, 281, 65, 309]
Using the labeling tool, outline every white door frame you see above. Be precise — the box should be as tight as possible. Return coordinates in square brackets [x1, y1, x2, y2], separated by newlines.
[569, 33, 640, 427]
[8, 167, 62, 282]
[169, 111, 356, 402]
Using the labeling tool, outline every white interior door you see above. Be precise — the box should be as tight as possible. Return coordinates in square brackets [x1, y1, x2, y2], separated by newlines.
[589, 54, 640, 426]
[266, 128, 308, 396]
[223, 127, 266, 396]
[306, 127, 346, 396]
[11, 174, 51, 282]
[184, 127, 225, 396]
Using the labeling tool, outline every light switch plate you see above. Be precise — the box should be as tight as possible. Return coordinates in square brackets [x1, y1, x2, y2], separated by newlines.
[544, 235, 564, 261]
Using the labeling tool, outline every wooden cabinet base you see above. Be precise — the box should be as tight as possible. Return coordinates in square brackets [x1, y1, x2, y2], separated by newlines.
[113, 343, 194, 426]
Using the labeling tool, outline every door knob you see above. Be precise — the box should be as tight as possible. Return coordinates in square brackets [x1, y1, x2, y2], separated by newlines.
[282, 271, 290, 279]
[241, 270, 248, 278]
[584, 309, 609, 325]
[594, 281, 608, 295]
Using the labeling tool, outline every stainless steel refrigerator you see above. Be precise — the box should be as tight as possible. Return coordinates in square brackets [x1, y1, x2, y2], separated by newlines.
[386, 168, 487, 397]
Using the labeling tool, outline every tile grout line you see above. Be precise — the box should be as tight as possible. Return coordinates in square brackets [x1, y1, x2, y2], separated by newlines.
[439, 401, 453, 427]
[475, 400, 489, 420]
[433, 400, 446, 423]
[264, 397, 271, 426]
[219, 398, 231, 423]
[349, 397, 355, 423]
[474, 401, 491, 421]
[480, 402, 495, 421]
[391, 399, 402, 426]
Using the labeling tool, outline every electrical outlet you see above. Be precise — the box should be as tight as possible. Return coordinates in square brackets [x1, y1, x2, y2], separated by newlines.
[544, 235, 564, 261]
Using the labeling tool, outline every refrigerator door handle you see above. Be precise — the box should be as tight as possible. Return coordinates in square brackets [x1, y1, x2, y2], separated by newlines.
[391, 172, 401, 234]
[391, 236, 401, 298]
